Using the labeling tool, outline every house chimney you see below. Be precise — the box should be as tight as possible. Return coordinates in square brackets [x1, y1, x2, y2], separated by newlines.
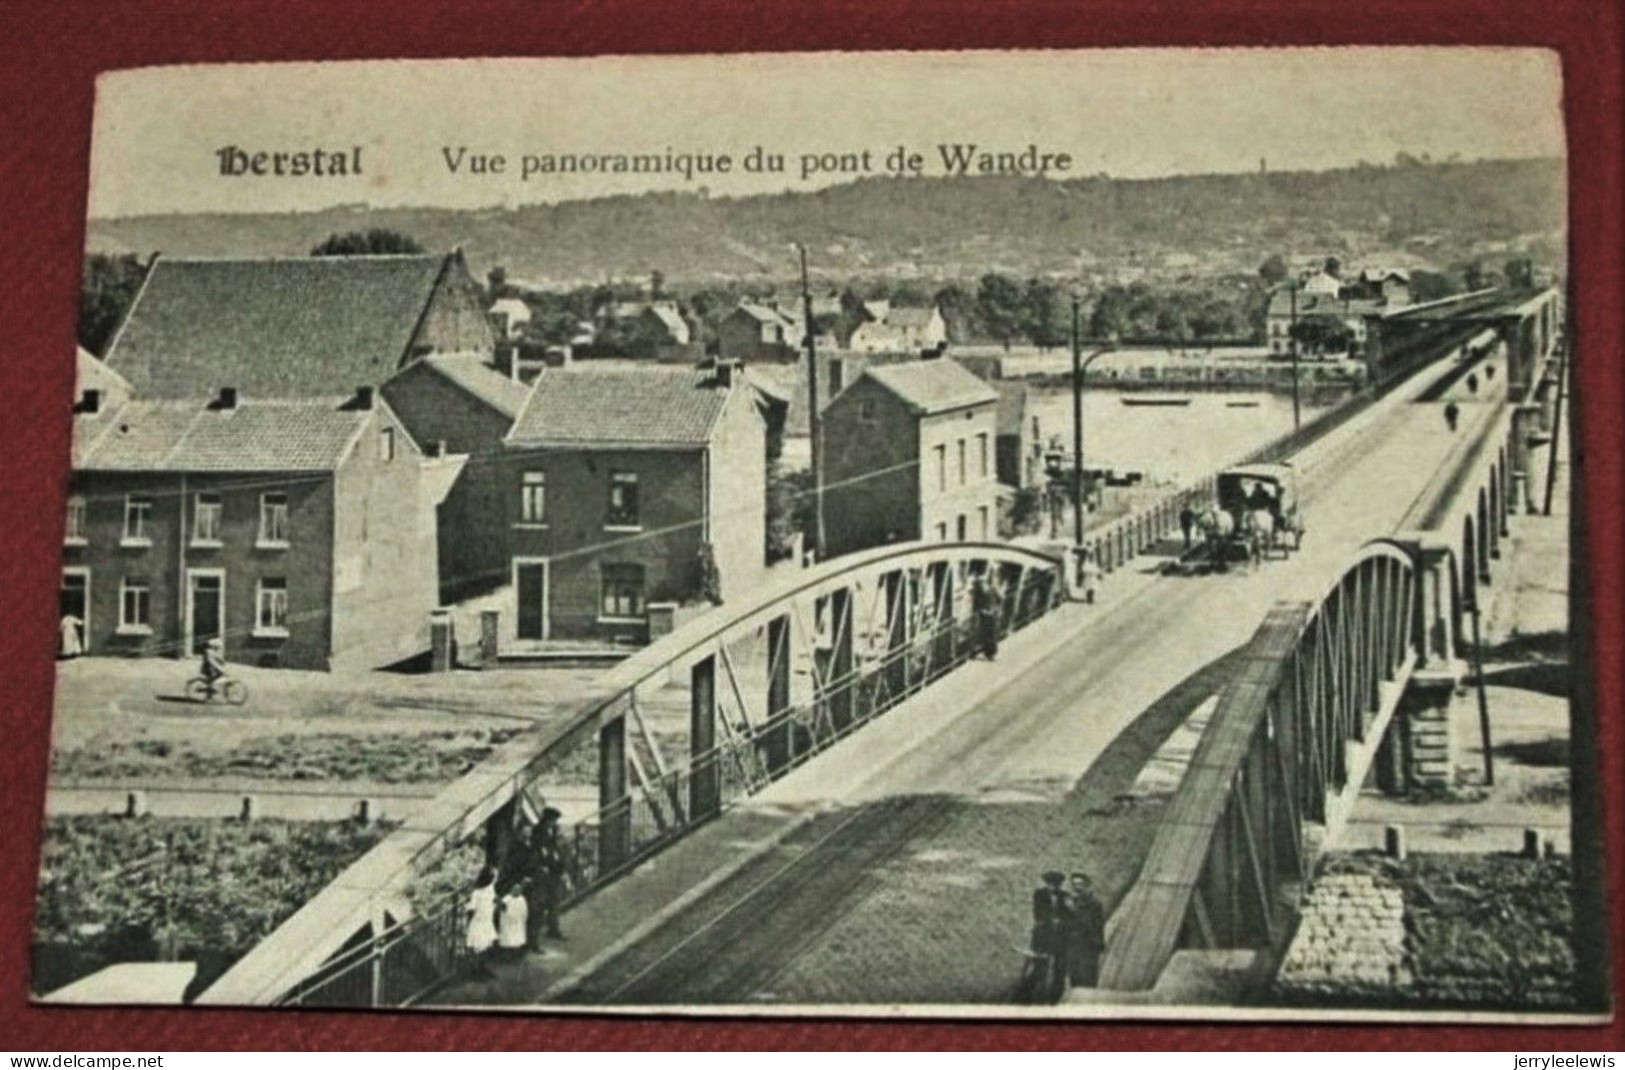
[79, 388, 101, 414]
[216, 386, 239, 410]
[714, 358, 740, 387]
[433, 439, 448, 458]
[354, 385, 374, 410]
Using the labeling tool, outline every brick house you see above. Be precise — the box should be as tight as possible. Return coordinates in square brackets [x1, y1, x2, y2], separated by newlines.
[821, 359, 1000, 558]
[103, 251, 495, 397]
[717, 302, 804, 363]
[381, 354, 531, 603]
[63, 387, 450, 672]
[501, 362, 768, 646]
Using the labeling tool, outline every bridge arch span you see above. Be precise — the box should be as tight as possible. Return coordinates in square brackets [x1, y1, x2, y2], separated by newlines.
[1098, 537, 1455, 992]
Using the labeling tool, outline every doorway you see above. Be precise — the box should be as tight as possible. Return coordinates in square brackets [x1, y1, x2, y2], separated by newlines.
[188, 570, 224, 654]
[60, 569, 89, 655]
[514, 559, 549, 641]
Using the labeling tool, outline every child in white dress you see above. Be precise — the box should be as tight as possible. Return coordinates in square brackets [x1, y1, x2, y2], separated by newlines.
[497, 882, 530, 960]
[464, 866, 498, 974]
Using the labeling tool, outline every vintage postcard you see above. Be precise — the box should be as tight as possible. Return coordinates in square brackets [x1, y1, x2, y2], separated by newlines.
[33, 49, 1600, 1021]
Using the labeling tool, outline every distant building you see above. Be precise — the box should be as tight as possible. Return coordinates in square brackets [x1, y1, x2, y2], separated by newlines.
[64, 387, 448, 671]
[821, 359, 1000, 558]
[993, 380, 1044, 489]
[103, 251, 495, 398]
[848, 304, 948, 355]
[381, 354, 532, 603]
[501, 362, 769, 645]
[488, 297, 533, 340]
[717, 302, 805, 363]
[641, 301, 692, 346]
[1266, 265, 1413, 358]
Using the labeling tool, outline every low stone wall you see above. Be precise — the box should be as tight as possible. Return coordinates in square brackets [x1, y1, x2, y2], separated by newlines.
[1274, 873, 1411, 1001]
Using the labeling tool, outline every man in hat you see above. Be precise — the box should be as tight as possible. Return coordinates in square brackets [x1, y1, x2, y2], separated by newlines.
[1025, 870, 1069, 1002]
[1064, 871, 1107, 988]
[527, 806, 567, 945]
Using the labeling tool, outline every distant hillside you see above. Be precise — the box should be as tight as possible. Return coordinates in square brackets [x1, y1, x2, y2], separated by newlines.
[87, 157, 1565, 288]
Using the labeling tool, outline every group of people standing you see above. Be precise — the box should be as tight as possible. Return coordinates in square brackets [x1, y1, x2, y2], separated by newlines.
[463, 806, 569, 974]
[1019, 869, 1107, 1004]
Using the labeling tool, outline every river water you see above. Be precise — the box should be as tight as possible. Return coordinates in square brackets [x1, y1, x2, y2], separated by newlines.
[1027, 388, 1332, 485]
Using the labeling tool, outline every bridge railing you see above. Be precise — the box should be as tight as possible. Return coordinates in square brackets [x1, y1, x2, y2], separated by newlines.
[264, 541, 1064, 1007]
[1098, 540, 1422, 991]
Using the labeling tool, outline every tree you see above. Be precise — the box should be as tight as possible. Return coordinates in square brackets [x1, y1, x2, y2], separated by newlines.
[977, 273, 1026, 350]
[1023, 278, 1067, 350]
[1289, 313, 1354, 356]
[1258, 254, 1289, 286]
[1410, 269, 1458, 304]
[79, 253, 149, 356]
[766, 464, 817, 563]
[309, 229, 425, 256]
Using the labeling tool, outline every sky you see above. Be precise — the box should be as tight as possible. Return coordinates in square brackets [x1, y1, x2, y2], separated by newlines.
[88, 48, 1566, 218]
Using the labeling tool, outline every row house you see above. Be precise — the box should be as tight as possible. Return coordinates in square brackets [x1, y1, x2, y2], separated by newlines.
[501, 362, 768, 646]
[717, 302, 806, 363]
[821, 358, 1000, 558]
[848, 304, 948, 355]
[381, 353, 533, 603]
[64, 387, 450, 671]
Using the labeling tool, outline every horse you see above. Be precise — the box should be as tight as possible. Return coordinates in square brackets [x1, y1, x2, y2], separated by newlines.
[1243, 508, 1276, 564]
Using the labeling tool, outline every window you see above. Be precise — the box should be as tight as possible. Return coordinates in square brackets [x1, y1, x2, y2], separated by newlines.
[119, 577, 151, 633]
[520, 471, 546, 524]
[256, 577, 289, 636]
[379, 426, 395, 462]
[935, 522, 948, 542]
[858, 398, 875, 422]
[977, 433, 989, 478]
[193, 492, 223, 544]
[600, 563, 645, 620]
[65, 496, 86, 543]
[122, 495, 153, 544]
[933, 444, 947, 492]
[979, 506, 990, 540]
[957, 439, 967, 485]
[259, 492, 289, 546]
[607, 471, 640, 529]
[956, 514, 968, 541]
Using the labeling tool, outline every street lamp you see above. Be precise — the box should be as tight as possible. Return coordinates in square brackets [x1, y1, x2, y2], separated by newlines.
[1070, 294, 1117, 549]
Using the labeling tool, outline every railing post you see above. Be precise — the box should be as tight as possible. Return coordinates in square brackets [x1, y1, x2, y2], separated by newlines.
[598, 717, 630, 874]
[763, 615, 791, 776]
[830, 587, 855, 731]
[883, 570, 908, 705]
[689, 655, 721, 820]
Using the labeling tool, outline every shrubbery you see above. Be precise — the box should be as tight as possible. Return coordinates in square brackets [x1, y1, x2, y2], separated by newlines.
[35, 816, 392, 960]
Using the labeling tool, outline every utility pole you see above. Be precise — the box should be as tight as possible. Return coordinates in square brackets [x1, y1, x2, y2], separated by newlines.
[1288, 280, 1302, 431]
[1543, 346, 1566, 517]
[1071, 296, 1085, 548]
[799, 244, 825, 561]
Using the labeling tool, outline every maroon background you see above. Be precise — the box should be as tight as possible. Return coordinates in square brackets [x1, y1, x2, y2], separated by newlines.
[1, 0, 1620, 1050]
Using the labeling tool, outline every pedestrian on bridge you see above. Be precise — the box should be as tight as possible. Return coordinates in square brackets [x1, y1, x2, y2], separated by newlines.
[463, 865, 498, 976]
[1444, 401, 1461, 432]
[526, 807, 567, 946]
[1179, 505, 1196, 550]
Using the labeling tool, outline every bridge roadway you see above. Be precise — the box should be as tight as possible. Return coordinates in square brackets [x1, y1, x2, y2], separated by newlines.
[431, 352, 1508, 1010]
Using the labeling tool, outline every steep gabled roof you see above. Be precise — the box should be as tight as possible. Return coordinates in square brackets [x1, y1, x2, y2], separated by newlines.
[860, 359, 998, 416]
[74, 396, 379, 473]
[506, 363, 736, 449]
[415, 354, 531, 420]
[76, 347, 132, 397]
[104, 253, 473, 399]
[887, 306, 939, 330]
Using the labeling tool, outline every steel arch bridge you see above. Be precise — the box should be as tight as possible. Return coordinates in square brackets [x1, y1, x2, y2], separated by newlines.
[203, 539, 1067, 1007]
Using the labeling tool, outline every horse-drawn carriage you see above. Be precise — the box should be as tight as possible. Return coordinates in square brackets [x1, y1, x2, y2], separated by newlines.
[1204, 463, 1304, 566]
